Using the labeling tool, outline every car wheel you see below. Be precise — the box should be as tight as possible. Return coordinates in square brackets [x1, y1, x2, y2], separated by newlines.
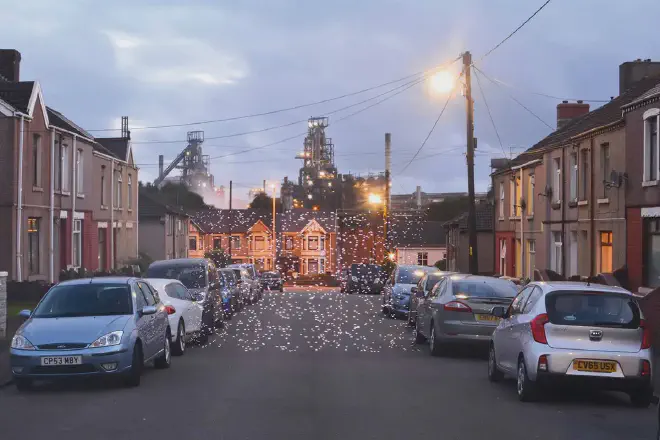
[154, 329, 172, 369]
[429, 323, 442, 356]
[517, 356, 537, 402]
[382, 306, 390, 316]
[14, 377, 32, 392]
[488, 344, 504, 382]
[630, 387, 653, 408]
[172, 320, 186, 356]
[124, 342, 143, 387]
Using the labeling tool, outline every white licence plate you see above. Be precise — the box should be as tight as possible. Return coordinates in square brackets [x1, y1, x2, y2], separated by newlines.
[40, 356, 82, 366]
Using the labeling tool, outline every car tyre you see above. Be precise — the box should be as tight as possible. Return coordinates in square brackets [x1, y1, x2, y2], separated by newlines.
[517, 356, 537, 402]
[172, 320, 186, 356]
[124, 342, 143, 387]
[154, 329, 172, 369]
[429, 323, 443, 357]
[629, 387, 653, 408]
[14, 377, 32, 392]
[488, 344, 504, 382]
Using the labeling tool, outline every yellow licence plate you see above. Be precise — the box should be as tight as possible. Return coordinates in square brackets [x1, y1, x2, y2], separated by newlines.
[572, 359, 617, 373]
[474, 314, 500, 322]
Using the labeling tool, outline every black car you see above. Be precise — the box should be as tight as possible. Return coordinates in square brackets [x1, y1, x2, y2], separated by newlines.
[261, 271, 284, 292]
[346, 264, 384, 294]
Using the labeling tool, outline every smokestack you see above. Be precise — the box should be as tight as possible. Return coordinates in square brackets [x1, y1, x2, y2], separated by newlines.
[0, 49, 21, 82]
[158, 155, 164, 179]
[385, 133, 391, 205]
[416, 186, 422, 209]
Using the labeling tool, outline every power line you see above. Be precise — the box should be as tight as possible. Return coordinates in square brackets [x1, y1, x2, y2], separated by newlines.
[88, 56, 462, 132]
[478, 0, 552, 62]
[472, 67, 508, 159]
[473, 65, 554, 131]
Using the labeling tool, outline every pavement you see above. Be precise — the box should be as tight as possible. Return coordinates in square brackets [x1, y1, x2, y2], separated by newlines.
[0, 288, 656, 439]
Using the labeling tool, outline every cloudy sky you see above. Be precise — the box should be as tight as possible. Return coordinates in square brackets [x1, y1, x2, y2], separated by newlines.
[2, 0, 659, 204]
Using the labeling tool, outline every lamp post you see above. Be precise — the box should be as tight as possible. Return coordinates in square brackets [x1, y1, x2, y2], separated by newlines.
[271, 184, 276, 271]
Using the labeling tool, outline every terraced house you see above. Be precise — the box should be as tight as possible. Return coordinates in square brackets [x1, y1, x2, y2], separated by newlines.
[0, 49, 138, 281]
[492, 59, 660, 282]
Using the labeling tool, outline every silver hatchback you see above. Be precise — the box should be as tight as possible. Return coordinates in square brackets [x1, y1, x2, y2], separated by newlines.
[488, 282, 653, 407]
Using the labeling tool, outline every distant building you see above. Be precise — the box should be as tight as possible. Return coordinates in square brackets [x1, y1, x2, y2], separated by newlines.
[138, 189, 190, 261]
[444, 202, 494, 275]
[389, 217, 446, 266]
[390, 186, 487, 211]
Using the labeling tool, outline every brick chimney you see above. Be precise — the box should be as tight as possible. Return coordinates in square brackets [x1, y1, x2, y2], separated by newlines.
[557, 100, 589, 130]
[0, 49, 21, 82]
[619, 59, 660, 95]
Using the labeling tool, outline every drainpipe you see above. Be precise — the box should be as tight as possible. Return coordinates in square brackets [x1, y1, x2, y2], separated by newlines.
[520, 167, 524, 278]
[135, 175, 139, 258]
[589, 139, 595, 277]
[71, 135, 77, 268]
[49, 129, 55, 283]
[110, 159, 115, 269]
[16, 115, 25, 281]
[561, 149, 567, 276]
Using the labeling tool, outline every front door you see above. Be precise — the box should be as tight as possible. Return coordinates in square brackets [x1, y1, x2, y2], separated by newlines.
[98, 228, 107, 271]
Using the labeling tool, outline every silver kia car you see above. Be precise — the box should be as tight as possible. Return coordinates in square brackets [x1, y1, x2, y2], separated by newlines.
[414, 274, 517, 354]
[488, 282, 653, 407]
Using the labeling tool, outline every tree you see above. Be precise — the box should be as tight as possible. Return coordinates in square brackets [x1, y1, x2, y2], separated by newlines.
[434, 259, 447, 270]
[140, 181, 209, 213]
[250, 192, 282, 211]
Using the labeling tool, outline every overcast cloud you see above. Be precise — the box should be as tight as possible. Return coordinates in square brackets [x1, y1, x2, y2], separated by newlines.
[1, 0, 658, 202]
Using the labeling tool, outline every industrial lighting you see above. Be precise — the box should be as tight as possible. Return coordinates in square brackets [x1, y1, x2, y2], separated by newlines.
[307, 194, 313, 200]
[319, 171, 326, 177]
[388, 252, 396, 261]
[368, 193, 382, 205]
[328, 182, 332, 188]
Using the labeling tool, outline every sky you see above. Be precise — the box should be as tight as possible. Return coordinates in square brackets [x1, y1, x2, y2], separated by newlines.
[2, 0, 659, 204]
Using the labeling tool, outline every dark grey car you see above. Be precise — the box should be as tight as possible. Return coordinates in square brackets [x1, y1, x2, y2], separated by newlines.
[408, 271, 455, 327]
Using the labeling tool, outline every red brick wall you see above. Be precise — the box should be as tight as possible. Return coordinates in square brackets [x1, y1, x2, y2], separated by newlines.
[627, 207, 642, 292]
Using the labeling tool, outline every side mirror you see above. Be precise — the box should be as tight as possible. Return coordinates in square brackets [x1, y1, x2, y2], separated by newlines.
[18, 309, 32, 319]
[491, 306, 506, 318]
[191, 292, 205, 302]
[140, 305, 158, 316]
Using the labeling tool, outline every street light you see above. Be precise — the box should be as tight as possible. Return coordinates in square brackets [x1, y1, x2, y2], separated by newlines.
[368, 193, 383, 205]
[428, 70, 455, 95]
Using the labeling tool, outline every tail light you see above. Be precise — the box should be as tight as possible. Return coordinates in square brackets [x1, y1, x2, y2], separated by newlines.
[530, 313, 549, 344]
[641, 360, 651, 377]
[443, 301, 472, 312]
[164, 305, 176, 315]
[538, 354, 548, 372]
[641, 319, 652, 350]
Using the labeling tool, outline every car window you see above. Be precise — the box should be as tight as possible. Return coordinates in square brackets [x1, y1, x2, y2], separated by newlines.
[175, 283, 191, 301]
[134, 284, 148, 310]
[145, 283, 161, 303]
[452, 279, 518, 299]
[396, 267, 428, 284]
[138, 283, 156, 306]
[522, 286, 543, 314]
[545, 291, 640, 328]
[164, 283, 179, 299]
[146, 263, 207, 289]
[510, 286, 534, 315]
[430, 279, 445, 298]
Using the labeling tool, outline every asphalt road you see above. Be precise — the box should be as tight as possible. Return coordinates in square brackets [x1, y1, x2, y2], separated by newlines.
[0, 287, 656, 440]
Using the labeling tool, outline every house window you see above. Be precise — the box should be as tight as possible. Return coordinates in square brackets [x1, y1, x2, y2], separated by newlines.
[417, 252, 428, 266]
[527, 240, 535, 279]
[580, 149, 589, 200]
[569, 152, 577, 202]
[76, 149, 83, 195]
[177, 219, 182, 234]
[55, 139, 62, 191]
[499, 239, 507, 276]
[61, 143, 70, 192]
[551, 231, 562, 274]
[167, 216, 174, 236]
[509, 180, 516, 216]
[645, 219, 660, 287]
[308, 236, 319, 250]
[319, 258, 325, 274]
[231, 236, 241, 250]
[320, 235, 326, 251]
[644, 111, 659, 182]
[600, 231, 613, 273]
[189, 236, 197, 251]
[600, 144, 610, 197]
[32, 134, 42, 187]
[115, 171, 123, 208]
[255, 236, 265, 250]
[515, 176, 522, 216]
[569, 231, 578, 276]
[73, 219, 82, 268]
[128, 174, 133, 209]
[307, 259, 319, 273]
[213, 237, 222, 249]
[552, 157, 561, 203]
[499, 183, 504, 218]
[285, 236, 294, 250]
[527, 174, 534, 216]
[27, 217, 40, 275]
[101, 170, 106, 207]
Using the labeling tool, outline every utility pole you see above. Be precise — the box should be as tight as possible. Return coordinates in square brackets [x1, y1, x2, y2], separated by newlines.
[271, 184, 277, 271]
[463, 51, 479, 275]
[384, 133, 391, 256]
[228, 180, 233, 263]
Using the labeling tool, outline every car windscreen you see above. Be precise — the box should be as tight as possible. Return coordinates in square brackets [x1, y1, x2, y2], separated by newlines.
[220, 271, 236, 285]
[351, 265, 382, 277]
[396, 267, 427, 284]
[451, 279, 517, 298]
[33, 284, 132, 318]
[262, 272, 280, 279]
[146, 264, 207, 289]
[232, 269, 243, 280]
[425, 274, 445, 291]
[545, 291, 640, 328]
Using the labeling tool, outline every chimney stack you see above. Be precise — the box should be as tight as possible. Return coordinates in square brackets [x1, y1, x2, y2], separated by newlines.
[0, 49, 21, 82]
[619, 59, 660, 95]
[415, 186, 422, 209]
[158, 155, 164, 179]
[557, 100, 590, 130]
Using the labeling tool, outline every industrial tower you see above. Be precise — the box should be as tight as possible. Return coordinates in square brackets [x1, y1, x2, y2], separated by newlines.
[154, 131, 214, 190]
[293, 117, 337, 204]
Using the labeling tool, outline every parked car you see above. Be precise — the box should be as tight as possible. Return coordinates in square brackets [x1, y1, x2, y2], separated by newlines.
[261, 271, 284, 292]
[228, 264, 261, 304]
[488, 282, 654, 406]
[339, 268, 350, 293]
[219, 268, 242, 316]
[146, 278, 204, 354]
[408, 271, 455, 326]
[146, 258, 224, 337]
[414, 275, 517, 356]
[10, 278, 172, 390]
[347, 264, 385, 294]
[382, 265, 435, 317]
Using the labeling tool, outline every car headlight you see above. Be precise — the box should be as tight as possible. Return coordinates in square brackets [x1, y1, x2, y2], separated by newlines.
[89, 331, 124, 348]
[11, 335, 35, 350]
[351, 276, 358, 282]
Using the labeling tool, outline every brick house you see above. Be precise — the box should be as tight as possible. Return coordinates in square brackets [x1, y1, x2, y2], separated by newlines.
[137, 189, 189, 261]
[443, 202, 495, 274]
[0, 49, 138, 281]
[492, 60, 660, 282]
[389, 216, 446, 266]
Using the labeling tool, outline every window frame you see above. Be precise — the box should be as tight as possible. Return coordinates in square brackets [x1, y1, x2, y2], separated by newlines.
[127, 174, 133, 210]
[308, 235, 319, 251]
[600, 231, 613, 273]
[499, 182, 505, 218]
[76, 148, 84, 196]
[526, 173, 534, 216]
[72, 218, 82, 268]
[32, 134, 42, 188]
[569, 152, 578, 202]
[417, 251, 429, 266]
[115, 170, 123, 209]
[189, 236, 197, 251]
[644, 108, 660, 183]
[27, 217, 40, 275]
[552, 157, 561, 203]
[552, 231, 563, 275]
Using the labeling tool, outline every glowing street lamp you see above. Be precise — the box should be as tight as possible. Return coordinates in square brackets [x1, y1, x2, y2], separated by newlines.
[428, 70, 455, 95]
[368, 193, 383, 205]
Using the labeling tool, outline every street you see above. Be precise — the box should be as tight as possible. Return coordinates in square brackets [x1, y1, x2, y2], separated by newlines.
[0, 288, 656, 440]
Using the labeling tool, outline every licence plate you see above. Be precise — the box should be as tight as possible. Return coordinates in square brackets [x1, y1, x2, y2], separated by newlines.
[40, 356, 82, 366]
[474, 314, 500, 322]
[572, 359, 617, 373]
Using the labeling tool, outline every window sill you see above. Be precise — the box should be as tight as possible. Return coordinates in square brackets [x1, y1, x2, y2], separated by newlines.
[77, 194, 85, 199]
[56, 191, 71, 197]
[551, 202, 561, 210]
[101, 205, 108, 210]
[510, 216, 521, 221]
[128, 209, 133, 213]
[597, 198, 609, 205]
[32, 186, 43, 193]
[577, 200, 588, 206]
[114, 208, 123, 211]
[527, 215, 534, 220]
[643, 180, 658, 187]
[498, 217, 505, 221]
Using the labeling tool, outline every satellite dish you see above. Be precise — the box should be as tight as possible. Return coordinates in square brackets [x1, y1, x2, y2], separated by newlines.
[606, 169, 622, 188]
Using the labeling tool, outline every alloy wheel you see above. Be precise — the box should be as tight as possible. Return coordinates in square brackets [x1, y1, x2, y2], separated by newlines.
[179, 322, 185, 353]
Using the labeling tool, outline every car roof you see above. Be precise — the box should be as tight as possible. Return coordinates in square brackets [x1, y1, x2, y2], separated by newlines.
[57, 277, 136, 286]
[533, 281, 631, 295]
[149, 258, 208, 267]
[143, 278, 183, 287]
[397, 264, 432, 270]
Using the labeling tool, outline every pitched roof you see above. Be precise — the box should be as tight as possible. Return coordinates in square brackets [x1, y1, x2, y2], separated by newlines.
[389, 218, 446, 247]
[96, 137, 130, 161]
[443, 202, 493, 231]
[0, 80, 34, 113]
[139, 189, 189, 218]
[192, 209, 337, 234]
[46, 107, 95, 140]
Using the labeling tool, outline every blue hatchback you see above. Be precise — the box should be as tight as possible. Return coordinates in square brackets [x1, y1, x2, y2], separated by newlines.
[10, 277, 172, 390]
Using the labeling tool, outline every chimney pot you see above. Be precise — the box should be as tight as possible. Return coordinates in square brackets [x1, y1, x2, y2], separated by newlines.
[577, 100, 583, 104]
[562, 100, 569, 104]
